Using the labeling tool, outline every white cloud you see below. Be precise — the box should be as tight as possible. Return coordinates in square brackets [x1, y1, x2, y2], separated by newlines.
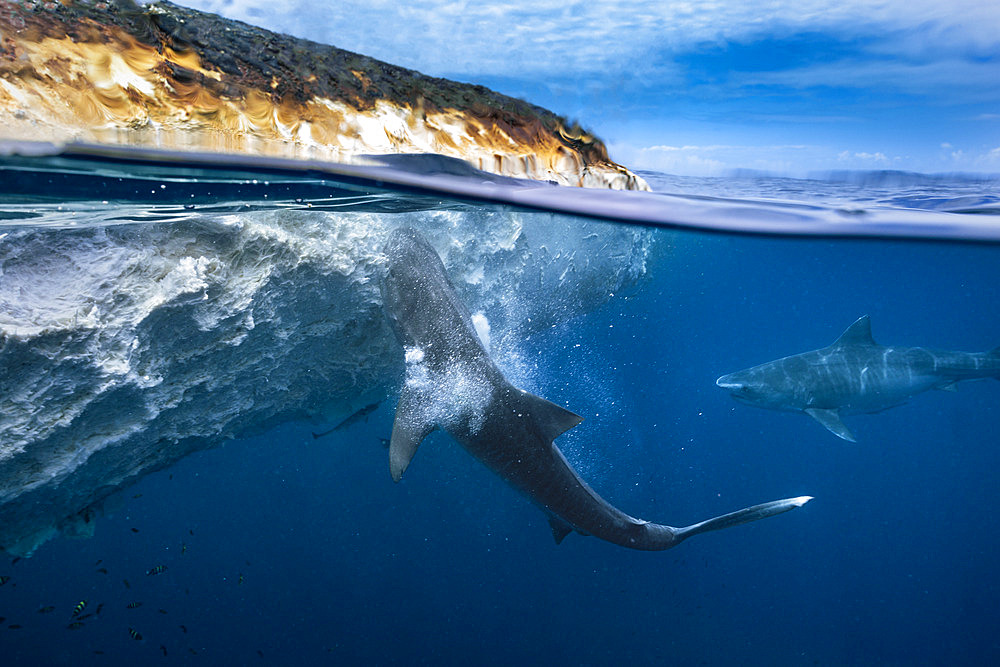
[179, 0, 1000, 81]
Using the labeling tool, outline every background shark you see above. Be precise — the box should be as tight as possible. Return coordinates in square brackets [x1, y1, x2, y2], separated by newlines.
[380, 227, 810, 551]
[717, 316, 1000, 441]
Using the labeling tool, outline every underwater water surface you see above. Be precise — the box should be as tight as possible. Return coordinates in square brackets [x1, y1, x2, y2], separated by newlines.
[1, 147, 999, 665]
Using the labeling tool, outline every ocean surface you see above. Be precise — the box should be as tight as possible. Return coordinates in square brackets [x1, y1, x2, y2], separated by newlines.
[2, 147, 999, 665]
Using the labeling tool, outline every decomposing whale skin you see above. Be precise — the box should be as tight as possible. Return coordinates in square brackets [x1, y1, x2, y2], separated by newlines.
[717, 315, 1000, 442]
[380, 227, 811, 551]
[0, 0, 647, 190]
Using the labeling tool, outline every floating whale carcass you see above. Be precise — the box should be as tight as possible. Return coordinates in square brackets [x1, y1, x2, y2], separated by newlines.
[0, 207, 654, 556]
[716, 316, 1000, 441]
[380, 227, 811, 551]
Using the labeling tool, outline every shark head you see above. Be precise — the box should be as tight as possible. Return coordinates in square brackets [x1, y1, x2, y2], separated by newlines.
[716, 367, 798, 411]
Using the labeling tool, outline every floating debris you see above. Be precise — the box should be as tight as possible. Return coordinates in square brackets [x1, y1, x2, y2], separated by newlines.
[146, 565, 167, 576]
[38, 605, 56, 613]
[127, 602, 143, 609]
[72, 600, 88, 617]
[67, 621, 85, 630]
[128, 627, 143, 641]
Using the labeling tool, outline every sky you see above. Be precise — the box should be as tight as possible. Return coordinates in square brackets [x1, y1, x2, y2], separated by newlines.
[178, 0, 1000, 176]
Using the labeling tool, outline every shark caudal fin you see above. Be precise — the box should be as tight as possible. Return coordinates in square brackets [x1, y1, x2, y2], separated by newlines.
[670, 496, 813, 544]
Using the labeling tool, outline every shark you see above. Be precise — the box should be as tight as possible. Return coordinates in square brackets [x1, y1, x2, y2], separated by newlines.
[716, 315, 1000, 442]
[378, 227, 810, 551]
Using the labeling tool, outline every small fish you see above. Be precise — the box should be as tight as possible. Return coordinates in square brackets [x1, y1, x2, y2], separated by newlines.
[257, 650, 264, 658]
[312, 402, 380, 439]
[72, 600, 88, 617]
[123, 579, 131, 589]
[93, 650, 105, 655]
[8, 624, 23, 629]
[158, 609, 168, 615]
[131, 528, 139, 533]
[238, 573, 245, 585]
[127, 601, 143, 609]
[0, 575, 10, 585]
[146, 565, 167, 576]
[128, 627, 143, 641]
[11, 557, 21, 565]
[169, 474, 173, 480]
[181, 542, 187, 555]
[160, 645, 168, 656]
[38, 605, 56, 613]
[95, 603, 105, 616]
[97, 567, 109, 574]
[189, 648, 198, 655]
[132, 494, 143, 499]
[67, 621, 85, 630]
[0, 617, 5, 623]
[179, 624, 188, 633]
[188, 529, 194, 536]
[94, 559, 103, 566]
[75, 613, 94, 621]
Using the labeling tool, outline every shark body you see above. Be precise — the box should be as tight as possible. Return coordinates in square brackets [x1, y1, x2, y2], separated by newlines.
[379, 227, 809, 551]
[717, 316, 1000, 442]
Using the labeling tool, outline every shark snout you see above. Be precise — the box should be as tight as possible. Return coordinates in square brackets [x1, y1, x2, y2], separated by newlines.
[715, 375, 742, 390]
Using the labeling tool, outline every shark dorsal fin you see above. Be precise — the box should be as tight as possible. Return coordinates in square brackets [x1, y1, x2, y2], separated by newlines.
[831, 315, 876, 348]
[517, 390, 584, 442]
[388, 386, 437, 482]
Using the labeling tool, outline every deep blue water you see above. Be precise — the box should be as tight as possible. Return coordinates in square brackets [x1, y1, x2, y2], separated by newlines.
[2, 156, 1000, 665]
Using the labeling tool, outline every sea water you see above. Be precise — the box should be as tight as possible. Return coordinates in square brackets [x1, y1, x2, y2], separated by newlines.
[1, 148, 999, 664]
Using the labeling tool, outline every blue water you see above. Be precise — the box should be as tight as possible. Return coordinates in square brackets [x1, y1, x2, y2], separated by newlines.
[2, 152, 999, 664]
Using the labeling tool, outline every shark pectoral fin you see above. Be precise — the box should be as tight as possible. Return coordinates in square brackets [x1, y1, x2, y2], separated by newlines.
[389, 389, 436, 482]
[804, 408, 856, 442]
[517, 390, 584, 441]
[547, 515, 575, 545]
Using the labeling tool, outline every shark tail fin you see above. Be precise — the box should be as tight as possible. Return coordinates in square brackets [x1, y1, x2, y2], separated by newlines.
[669, 496, 814, 545]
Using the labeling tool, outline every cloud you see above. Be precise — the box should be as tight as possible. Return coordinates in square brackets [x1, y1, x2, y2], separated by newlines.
[179, 0, 1000, 83]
